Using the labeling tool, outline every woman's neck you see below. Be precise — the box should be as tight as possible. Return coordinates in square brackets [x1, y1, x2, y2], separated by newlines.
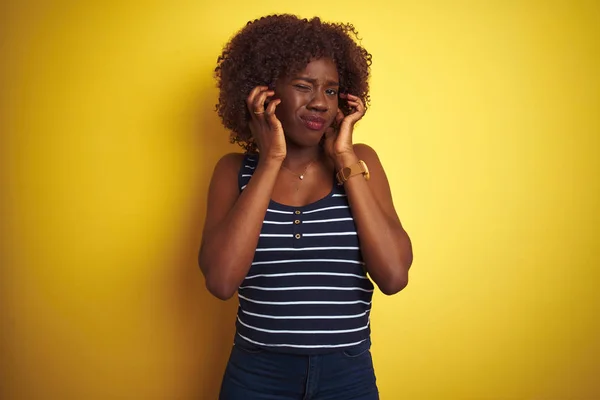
[282, 145, 323, 170]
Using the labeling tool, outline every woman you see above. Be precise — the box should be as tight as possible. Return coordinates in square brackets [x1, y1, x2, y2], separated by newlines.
[199, 14, 413, 400]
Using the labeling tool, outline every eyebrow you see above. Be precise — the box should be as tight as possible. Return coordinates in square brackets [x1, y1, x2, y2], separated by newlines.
[293, 77, 339, 86]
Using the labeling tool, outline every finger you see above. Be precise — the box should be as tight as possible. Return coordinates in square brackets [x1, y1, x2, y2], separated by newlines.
[345, 97, 362, 105]
[342, 94, 363, 106]
[253, 90, 275, 116]
[246, 86, 268, 106]
[254, 89, 273, 108]
[265, 98, 281, 115]
[346, 99, 365, 116]
[246, 86, 269, 114]
[265, 99, 282, 129]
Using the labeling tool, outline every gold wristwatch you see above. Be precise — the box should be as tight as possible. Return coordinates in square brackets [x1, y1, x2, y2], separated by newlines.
[336, 160, 370, 185]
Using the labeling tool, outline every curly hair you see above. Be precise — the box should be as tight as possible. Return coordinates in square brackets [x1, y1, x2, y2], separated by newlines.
[214, 14, 372, 152]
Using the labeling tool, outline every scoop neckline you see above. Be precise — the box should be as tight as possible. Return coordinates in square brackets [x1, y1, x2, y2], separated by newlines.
[245, 152, 340, 210]
[269, 184, 337, 211]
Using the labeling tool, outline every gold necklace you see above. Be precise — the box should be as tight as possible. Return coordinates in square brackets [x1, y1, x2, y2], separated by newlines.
[281, 159, 316, 180]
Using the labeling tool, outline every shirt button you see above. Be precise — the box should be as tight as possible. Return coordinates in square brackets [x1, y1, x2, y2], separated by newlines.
[294, 219, 301, 225]
[295, 210, 301, 215]
[295, 233, 301, 239]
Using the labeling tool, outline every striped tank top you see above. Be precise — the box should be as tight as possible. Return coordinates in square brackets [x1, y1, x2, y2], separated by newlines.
[235, 153, 374, 354]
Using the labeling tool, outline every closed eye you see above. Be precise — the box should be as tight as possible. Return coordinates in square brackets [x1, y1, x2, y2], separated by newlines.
[294, 84, 311, 91]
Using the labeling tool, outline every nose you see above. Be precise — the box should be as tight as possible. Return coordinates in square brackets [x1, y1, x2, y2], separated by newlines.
[307, 90, 329, 112]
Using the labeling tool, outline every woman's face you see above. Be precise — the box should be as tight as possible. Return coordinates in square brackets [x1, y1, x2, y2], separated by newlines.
[274, 57, 339, 148]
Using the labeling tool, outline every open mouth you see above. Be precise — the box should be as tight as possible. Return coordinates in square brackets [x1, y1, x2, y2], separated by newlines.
[301, 115, 327, 131]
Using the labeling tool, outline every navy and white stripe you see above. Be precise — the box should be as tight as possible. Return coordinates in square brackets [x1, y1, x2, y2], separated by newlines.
[235, 154, 374, 354]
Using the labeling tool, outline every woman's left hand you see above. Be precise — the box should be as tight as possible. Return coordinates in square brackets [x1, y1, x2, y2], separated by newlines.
[323, 93, 366, 169]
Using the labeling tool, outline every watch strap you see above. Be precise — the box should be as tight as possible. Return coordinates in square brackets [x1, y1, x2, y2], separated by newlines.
[336, 160, 370, 185]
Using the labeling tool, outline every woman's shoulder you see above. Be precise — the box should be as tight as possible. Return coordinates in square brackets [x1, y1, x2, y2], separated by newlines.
[212, 152, 255, 177]
[353, 143, 381, 165]
[216, 152, 248, 165]
[206, 152, 253, 200]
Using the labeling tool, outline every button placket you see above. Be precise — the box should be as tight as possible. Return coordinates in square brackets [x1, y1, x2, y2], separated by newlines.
[293, 210, 302, 246]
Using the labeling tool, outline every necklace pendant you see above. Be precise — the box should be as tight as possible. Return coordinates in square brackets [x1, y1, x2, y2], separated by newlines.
[299, 175, 304, 180]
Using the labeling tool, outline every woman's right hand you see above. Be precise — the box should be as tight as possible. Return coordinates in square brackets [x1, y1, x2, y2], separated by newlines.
[246, 86, 286, 162]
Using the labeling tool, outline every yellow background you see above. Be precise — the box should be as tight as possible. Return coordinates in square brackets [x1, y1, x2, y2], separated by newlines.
[1, 1, 599, 399]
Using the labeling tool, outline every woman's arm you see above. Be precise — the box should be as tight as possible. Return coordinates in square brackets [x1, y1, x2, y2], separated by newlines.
[323, 93, 412, 295]
[199, 86, 286, 300]
[336, 144, 413, 295]
[199, 154, 282, 300]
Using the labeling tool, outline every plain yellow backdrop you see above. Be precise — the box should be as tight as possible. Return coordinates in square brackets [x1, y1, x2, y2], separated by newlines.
[1, 1, 599, 399]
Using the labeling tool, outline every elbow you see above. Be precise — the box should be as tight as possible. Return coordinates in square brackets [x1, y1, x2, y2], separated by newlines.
[205, 278, 237, 301]
[377, 264, 410, 295]
[378, 275, 408, 296]
[374, 252, 412, 295]
[198, 254, 237, 301]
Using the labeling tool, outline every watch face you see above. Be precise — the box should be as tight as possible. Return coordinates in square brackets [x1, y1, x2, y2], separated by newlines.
[343, 167, 352, 179]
